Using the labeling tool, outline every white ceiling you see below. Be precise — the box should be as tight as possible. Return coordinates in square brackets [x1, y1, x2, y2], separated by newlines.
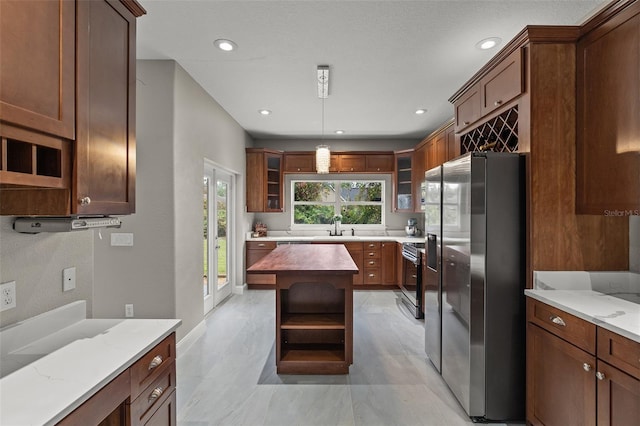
[136, 0, 608, 141]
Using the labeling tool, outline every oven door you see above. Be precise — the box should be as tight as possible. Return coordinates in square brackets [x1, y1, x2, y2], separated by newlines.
[399, 254, 423, 318]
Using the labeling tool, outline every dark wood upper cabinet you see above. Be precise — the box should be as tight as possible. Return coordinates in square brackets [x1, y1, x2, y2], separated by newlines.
[454, 82, 481, 133]
[0, 0, 76, 140]
[0, 0, 144, 216]
[364, 154, 394, 173]
[445, 124, 459, 161]
[576, 2, 640, 214]
[246, 148, 283, 212]
[74, 0, 138, 215]
[338, 154, 366, 172]
[394, 150, 413, 212]
[284, 152, 316, 173]
[479, 48, 523, 116]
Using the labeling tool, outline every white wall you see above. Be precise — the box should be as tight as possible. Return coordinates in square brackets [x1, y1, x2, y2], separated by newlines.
[0, 217, 93, 327]
[93, 60, 254, 341]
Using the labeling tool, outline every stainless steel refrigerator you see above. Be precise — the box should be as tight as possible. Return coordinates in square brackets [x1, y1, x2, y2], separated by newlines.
[425, 152, 526, 422]
[423, 165, 442, 373]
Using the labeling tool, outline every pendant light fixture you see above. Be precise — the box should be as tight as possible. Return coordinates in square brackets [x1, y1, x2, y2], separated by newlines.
[316, 65, 330, 174]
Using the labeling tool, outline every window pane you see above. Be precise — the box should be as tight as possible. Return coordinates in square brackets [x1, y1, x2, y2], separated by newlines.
[293, 205, 335, 224]
[293, 182, 336, 202]
[340, 182, 382, 202]
[341, 205, 382, 225]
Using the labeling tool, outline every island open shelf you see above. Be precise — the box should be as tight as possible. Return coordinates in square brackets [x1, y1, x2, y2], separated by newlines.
[247, 244, 357, 374]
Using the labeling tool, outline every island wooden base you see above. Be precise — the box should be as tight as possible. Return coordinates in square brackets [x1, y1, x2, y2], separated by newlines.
[247, 244, 357, 375]
[276, 274, 353, 375]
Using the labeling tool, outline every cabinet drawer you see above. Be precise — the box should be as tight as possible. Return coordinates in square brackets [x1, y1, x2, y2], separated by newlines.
[365, 250, 380, 259]
[527, 298, 596, 354]
[130, 333, 176, 399]
[143, 389, 176, 426]
[364, 268, 381, 284]
[597, 328, 640, 379]
[365, 258, 379, 268]
[480, 48, 523, 116]
[130, 361, 175, 426]
[247, 241, 277, 250]
[246, 273, 276, 285]
[454, 82, 481, 132]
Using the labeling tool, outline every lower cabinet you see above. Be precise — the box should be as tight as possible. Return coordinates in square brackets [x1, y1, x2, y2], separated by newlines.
[246, 241, 277, 288]
[526, 298, 640, 426]
[59, 333, 177, 426]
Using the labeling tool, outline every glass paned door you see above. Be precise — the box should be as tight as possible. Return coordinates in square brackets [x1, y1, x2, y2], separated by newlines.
[204, 163, 233, 314]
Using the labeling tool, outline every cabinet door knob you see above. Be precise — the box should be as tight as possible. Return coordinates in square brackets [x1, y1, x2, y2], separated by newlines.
[550, 316, 566, 327]
[596, 371, 606, 381]
[148, 386, 164, 403]
[79, 196, 91, 206]
[583, 363, 592, 371]
[148, 355, 163, 371]
[494, 100, 503, 106]
[297, 168, 301, 171]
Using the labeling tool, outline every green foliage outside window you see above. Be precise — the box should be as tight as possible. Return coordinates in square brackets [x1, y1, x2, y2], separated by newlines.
[292, 180, 383, 226]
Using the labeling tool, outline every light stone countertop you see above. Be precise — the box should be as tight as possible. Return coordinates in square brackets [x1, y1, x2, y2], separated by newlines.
[0, 301, 181, 426]
[525, 271, 640, 343]
[246, 231, 425, 244]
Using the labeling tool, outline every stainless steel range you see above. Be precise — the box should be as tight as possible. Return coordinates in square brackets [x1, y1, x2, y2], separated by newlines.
[400, 241, 425, 319]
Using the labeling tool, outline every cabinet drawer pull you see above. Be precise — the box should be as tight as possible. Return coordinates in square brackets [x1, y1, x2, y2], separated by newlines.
[148, 355, 163, 371]
[79, 196, 91, 206]
[596, 371, 606, 381]
[463, 121, 470, 125]
[369, 261, 375, 265]
[368, 273, 375, 277]
[258, 243, 265, 247]
[494, 100, 503, 106]
[368, 253, 375, 257]
[550, 316, 566, 327]
[411, 274, 417, 279]
[583, 363, 592, 372]
[148, 386, 164, 403]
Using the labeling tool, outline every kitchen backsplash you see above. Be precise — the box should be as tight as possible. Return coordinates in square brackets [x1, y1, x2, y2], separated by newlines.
[0, 217, 93, 328]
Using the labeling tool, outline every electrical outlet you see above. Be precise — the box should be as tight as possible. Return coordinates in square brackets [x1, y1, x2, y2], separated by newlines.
[125, 304, 134, 318]
[1, 281, 17, 312]
[63, 267, 76, 292]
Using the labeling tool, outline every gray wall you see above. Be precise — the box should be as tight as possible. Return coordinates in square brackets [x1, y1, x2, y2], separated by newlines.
[0, 217, 93, 327]
[93, 60, 254, 341]
[93, 60, 176, 321]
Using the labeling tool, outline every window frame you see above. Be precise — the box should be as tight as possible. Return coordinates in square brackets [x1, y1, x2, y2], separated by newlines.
[290, 179, 386, 230]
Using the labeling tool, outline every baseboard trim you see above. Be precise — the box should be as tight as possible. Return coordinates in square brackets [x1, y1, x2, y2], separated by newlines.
[176, 319, 206, 358]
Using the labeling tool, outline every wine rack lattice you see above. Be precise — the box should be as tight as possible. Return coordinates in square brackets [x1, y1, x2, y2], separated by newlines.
[461, 106, 519, 154]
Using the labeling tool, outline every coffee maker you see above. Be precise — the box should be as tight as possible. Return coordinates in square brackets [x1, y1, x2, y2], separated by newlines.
[405, 218, 419, 236]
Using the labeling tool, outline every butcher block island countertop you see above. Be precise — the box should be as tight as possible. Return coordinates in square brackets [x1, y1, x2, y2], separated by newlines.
[248, 244, 358, 374]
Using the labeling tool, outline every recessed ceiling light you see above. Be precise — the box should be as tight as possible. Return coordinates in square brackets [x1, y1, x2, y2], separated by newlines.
[214, 39, 237, 52]
[415, 109, 427, 115]
[476, 37, 502, 50]
[335, 130, 345, 135]
[258, 109, 271, 115]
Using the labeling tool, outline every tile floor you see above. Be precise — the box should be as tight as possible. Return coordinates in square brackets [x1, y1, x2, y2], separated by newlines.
[176, 290, 519, 426]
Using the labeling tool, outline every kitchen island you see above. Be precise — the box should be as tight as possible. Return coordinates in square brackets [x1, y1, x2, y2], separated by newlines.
[247, 244, 358, 374]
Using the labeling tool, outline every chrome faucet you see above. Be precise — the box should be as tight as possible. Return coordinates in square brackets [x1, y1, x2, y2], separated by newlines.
[329, 216, 343, 236]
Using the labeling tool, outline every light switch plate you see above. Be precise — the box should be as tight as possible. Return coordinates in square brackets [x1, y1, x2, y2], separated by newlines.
[111, 233, 134, 247]
[63, 267, 76, 292]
